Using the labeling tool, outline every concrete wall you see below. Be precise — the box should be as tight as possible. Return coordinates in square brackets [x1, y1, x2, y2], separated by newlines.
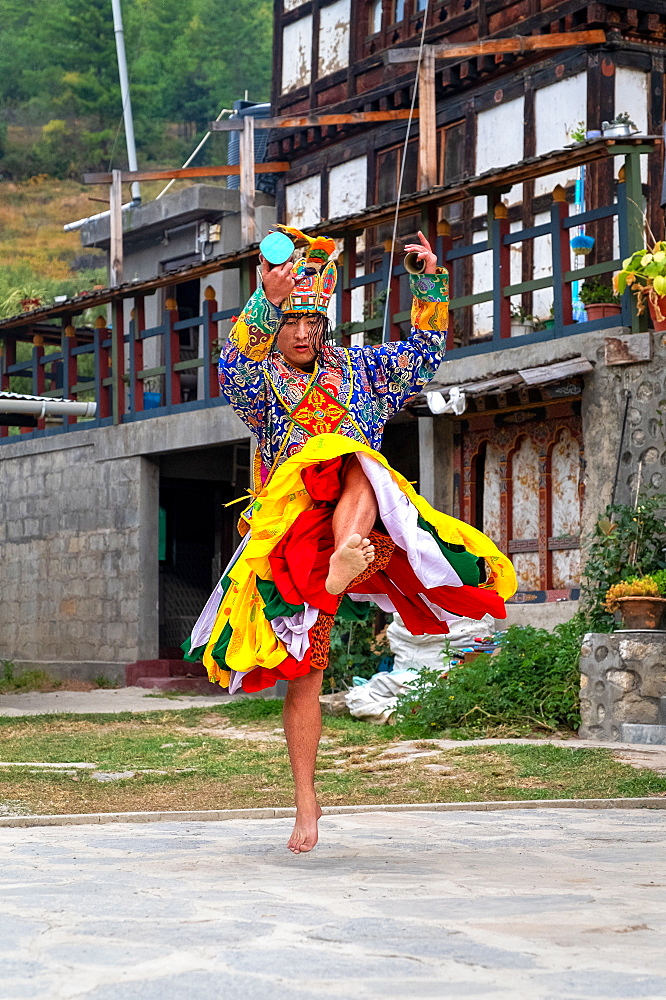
[0, 404, 250, 680]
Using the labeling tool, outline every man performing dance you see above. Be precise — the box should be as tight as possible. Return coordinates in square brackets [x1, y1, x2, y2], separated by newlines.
[184, 228, 517, 853]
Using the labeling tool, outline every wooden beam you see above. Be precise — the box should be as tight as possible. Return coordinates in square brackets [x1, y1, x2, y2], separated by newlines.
[418, 46, 437, 191]
[210, 110, 420, 131]
[385, 30, 607, 63]
[240, 117, 256, 246]
[83, 163, 290, 184]
[109, 169, 123, 288]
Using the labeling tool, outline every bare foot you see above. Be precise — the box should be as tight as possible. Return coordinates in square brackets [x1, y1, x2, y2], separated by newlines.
[325, 533, 375, 595]
[287, 800, 323, 854]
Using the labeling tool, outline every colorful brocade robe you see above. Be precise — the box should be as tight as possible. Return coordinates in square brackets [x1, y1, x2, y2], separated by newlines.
[217, 271, 450, 486]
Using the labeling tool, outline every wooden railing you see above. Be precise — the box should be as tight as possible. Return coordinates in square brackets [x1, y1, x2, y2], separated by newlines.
[0, 142, 652, 441]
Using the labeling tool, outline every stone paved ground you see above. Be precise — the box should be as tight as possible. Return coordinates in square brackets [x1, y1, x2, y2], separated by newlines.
[0, 688, 231, 717]
[0, 808, 664, 1000]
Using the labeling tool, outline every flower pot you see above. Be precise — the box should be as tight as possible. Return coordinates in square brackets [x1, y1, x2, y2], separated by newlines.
[584, 303, 622, 321]
[616, 596, 666, 630]
[602, 124, 633, 138]
[144, 391, 162, 409]
[648, 295, 666, 332]
[542, 318, 555, 329]
[510, 320, 534, 338]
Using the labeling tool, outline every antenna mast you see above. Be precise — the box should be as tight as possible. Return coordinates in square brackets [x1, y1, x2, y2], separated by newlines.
[111, 0, 141, 204]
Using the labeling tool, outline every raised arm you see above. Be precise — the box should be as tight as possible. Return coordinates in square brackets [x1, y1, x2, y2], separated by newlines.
[358, 232, 449, 414]
[217, 258, 296, 432]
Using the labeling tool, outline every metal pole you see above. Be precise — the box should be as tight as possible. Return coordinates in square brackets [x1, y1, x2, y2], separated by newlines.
[111, 0, 141, 204]
[240, 117, 256, 245]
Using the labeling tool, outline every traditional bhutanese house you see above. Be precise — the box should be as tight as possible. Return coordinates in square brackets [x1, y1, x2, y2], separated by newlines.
[268, 0, 666, 624]
[0, 1, 665, 682]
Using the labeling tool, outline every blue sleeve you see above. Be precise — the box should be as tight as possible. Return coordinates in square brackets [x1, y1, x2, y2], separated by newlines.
[356, 271, 449, 416]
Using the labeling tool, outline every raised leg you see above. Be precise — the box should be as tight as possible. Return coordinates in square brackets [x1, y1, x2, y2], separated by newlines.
[325, 455, 378, 595]
[283, 666, 324, 854]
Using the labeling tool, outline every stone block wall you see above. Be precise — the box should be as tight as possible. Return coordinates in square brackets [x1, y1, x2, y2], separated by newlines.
[579, 632, 666, 741]
[0, 404, 249, 680]
[0, 438, 158, 680]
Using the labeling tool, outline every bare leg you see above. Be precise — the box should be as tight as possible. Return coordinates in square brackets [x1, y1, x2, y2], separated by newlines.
[325, 456, 378, 595]
[284, 667, 324, 854]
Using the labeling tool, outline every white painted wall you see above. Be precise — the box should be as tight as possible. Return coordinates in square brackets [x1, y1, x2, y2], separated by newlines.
[477, 96, 525, 173]
[285, 174, 322, 229]
[534, 72, 587, 196]
[532, 209, 553, 320]
[328, 156, 367, 218]
[472, 228, 493, 336]
[281, 15, 313, 93]
[318, 0, 351, 78]
[473, 98, 525, 216]
[283, 0, 307, 10]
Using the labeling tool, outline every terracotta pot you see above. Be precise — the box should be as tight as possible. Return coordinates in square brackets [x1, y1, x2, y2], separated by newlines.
[648, 295, 666, 332]
[616, 596, 666, 630]
[585, 303, 622, 321]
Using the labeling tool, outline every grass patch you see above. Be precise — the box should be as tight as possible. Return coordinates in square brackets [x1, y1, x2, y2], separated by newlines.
[0, 662, 118, 694]
[0, 706, 663, 816]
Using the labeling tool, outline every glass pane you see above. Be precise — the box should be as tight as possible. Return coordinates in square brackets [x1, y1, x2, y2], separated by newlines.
[444, 121, 466, 185]
[371, 0, 383, 33]
[376, 147, 399, 203]
[394, 0, 405, 21]
[402, 140, 418, 194]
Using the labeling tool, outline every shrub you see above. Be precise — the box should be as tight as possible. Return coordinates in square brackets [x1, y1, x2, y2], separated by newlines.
[579, 279, 620, 305]
[396, 614, 598, 737]
[582, 495, 666, 627]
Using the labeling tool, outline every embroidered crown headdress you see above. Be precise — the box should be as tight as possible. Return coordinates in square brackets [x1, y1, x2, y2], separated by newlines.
[270, 225, 338, 316]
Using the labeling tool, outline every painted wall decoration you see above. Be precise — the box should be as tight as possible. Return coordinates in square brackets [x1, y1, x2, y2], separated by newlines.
[459, 409, 583, 596]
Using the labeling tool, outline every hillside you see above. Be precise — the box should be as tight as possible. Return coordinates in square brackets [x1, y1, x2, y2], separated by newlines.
[0, 0, 272, 181]
[0, 177, 201, 318]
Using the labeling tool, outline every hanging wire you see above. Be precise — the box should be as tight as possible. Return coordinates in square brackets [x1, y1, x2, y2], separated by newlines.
[381, 0, 432, 343]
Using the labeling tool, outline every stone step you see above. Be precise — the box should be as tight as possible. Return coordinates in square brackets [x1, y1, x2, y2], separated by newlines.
[125, 659, 207, 686]
[620, 723, 666, 746]
[132, 675, 225, 696]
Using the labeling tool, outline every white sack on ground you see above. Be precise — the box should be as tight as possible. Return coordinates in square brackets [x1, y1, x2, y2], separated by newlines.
[386, 613, 497, 672]
[344, 669, 419, 725]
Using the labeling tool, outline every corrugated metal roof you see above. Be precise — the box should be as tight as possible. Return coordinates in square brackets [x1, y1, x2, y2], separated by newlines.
[0, 136, 655, 333]
[0, 391, 75, 403]
[417, 356, 593, 405]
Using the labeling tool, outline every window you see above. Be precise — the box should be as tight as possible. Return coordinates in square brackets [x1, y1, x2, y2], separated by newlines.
[369, 0, 383, 34]
[439, 120, 466, 186]
[438, 120, 466, 223]
[393, 0, 405, 21]
[375, 140, 419, 244]
[376, 139, 418, 203]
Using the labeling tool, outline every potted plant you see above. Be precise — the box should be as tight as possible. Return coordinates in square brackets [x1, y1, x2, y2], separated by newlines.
[142, 376, 162, 409]
[541, 306, 555, 330]
[614, 241, 666, 332]
[604, 572, 666, 630]
[602, 112, 638, 138]
[579, 280, 621, 321]
[510, 305, 535, 338]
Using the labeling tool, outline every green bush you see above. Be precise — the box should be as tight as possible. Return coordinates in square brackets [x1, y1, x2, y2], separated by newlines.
[582, 494, 666, 627]
[396, 614, 599, 737]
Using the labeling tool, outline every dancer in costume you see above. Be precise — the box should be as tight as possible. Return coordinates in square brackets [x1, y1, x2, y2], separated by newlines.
[184, 228, 517, 853]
